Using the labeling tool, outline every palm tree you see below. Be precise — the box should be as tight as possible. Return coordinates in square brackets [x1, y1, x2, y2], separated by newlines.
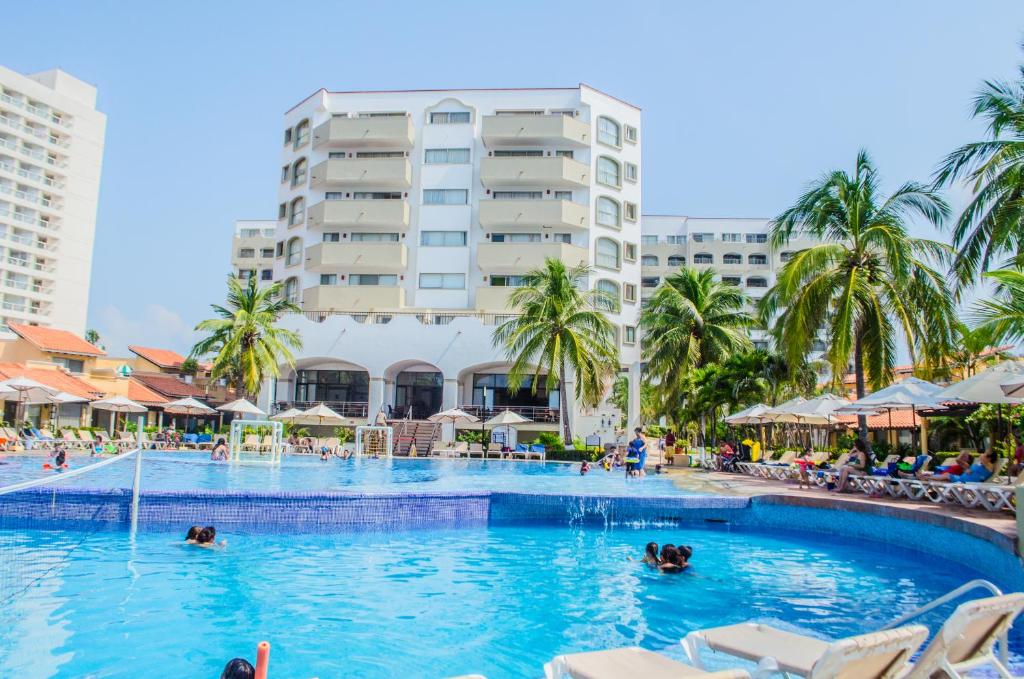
[762, 150, 956, 439]
[940, 320, 1010, 380]
[609, 373, 656, 426]
[492, 259, 619, 444]
[934, 60, 1024, 290]
[191, 276, 302, 399]
[972, 268, 1024, 345]
[640, 266, 754, 416]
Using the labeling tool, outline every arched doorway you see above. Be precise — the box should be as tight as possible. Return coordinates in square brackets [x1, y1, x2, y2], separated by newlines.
[390, 362, 443, 419]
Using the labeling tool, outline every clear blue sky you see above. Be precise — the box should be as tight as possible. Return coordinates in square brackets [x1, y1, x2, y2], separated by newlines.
[4, 1, 1023, 355]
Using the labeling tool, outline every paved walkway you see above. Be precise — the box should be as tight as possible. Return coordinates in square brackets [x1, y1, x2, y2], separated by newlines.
[664, 466, 1019, 543]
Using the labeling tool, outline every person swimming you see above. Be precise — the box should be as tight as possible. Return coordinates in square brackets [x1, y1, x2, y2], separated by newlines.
[185, 525, 202, 543]
[195, 525, 227, 549]
[220, 657, 255, 679]
[658, 544, 689, 573]
[642, 541, 659, 566]
[580, 460, 591, 475]
[676, 544, 694, 564]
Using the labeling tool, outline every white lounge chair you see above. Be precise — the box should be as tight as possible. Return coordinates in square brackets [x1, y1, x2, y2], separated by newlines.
[684, 622, 928, 678]
[904, 592, 1024, 679]
[545, 647, 750, 679]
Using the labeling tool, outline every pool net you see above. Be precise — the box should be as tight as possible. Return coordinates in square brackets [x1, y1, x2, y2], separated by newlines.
[0, 448, 142, 608]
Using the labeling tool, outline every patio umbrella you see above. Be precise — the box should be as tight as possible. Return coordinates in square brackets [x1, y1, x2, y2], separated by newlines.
[270, 407, 304, 422]
[0, 376, 57, 427]
[429, 407, 480, 443]
[485, 410, 531, 448]
[837, 377, 949, 453]
[91, 395, 147, 435]
[935, 361, 1024, 405]
[723, 404, 773, 425]
[217, 398, 266, 419]
[777, 394, 851, 449]
[763, 397, 807, 447]
[43, 391, 89, 433]
[296, 403, 345, 427]
[162, 396, 216, 433]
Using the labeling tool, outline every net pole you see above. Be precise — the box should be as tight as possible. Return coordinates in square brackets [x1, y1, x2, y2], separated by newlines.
[130, 415, 144, 535]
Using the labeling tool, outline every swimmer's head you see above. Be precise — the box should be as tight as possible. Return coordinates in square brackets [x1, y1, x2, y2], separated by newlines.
[645, 542, 658, 558]
[678, 545, 693, 560]
[196, 528, 214, 544]
[220, 658, 255, 679]
[659, 543, 676, 561]
[204, 526, 217, 539]
[216, 438, 226, 446]
[185, 526, 201, 541]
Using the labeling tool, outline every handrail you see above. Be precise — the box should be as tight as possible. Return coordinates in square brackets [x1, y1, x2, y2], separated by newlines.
[883, 578, 1008, 664]
[0, 447, 140, 496]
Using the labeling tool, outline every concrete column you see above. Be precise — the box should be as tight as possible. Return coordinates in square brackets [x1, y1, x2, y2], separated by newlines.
[442, 377, 458, 411]
[919, 416, 929, 456]
[627, 361, 642, 433]
[368, 376, 385, 424]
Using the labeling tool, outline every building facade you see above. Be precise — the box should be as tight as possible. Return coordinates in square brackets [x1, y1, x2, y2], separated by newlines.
[230, 220, 277, 286]
[0, 66, 106, 335]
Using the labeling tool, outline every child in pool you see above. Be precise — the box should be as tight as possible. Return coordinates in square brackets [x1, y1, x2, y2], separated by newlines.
[580, 460, 591, 475]
[195, 526, 227, 549]
[642, 541, 659, 566]
[184, 525, 202, 544]
[658, 544, 689, 573]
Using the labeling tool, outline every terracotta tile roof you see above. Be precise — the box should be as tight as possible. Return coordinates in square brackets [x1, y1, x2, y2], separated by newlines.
[0, 362, 104, 400]
[8, 323, 105, 357]
[132, 371, 208, 399]
[128, 345, 187, 369]
[837, 410, 922, 430]
[126, 378, 169, 406]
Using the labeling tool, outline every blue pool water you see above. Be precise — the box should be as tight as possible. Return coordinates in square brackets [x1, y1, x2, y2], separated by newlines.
[1, 522, 1018, 678]
[0, 452, 693, 496]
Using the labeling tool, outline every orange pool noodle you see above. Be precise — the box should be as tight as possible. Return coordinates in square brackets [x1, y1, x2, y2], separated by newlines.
[255, 641, 270, 679]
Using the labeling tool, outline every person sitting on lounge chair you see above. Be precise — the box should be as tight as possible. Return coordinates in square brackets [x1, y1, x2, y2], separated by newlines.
[834, 438, 870, 492]
[933, 451, 972, 477]
[925, 449, 997, 483]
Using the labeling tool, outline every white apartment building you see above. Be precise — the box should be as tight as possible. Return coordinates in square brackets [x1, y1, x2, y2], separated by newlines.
[258, 85, 643, 440]
[0, 66, 105, 335]
[231, 220, 277, 286]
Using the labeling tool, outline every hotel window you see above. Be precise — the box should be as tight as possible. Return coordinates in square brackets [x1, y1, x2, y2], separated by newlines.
[493, 150, 543, 157]
[555, 150, 574, 159]
[641, 255, 658, 266]
[238, 248, 255, 258]
[294, 119, 310, 148]
[490, 275, 526, 287]
[595, 237, 621, 269]
[237, 269, 255, 280]
[425, 148, 470, 164]
[623, 242, 637, 261]
[553, 233, 571, 244]
[596, 197, 621, 228]
[749, 254, 768, 265]
[624, 283, 637, 303]
[320, 274, 338, 285]
[666, 235, 686, 244]
[291, 158, 307, 187]
[641, 276, 660, 288]
[278, 203, 287, 220]
[350, 274, 397, 286]
[625, 162, 638, 183]
[553, 191, 572, 200]
[747, 277, 768, 288]
[275, 241, 284, 257]
[722, 233, 742, 243]
[358, 111, 406, 118]
[624, 325, 637, 344]
[323, 232, 340, 242]
[423, 189, 468, 205]
[240, 228, 260, 238]
[491, 233, 540, 243]
[285, 237, 302, 266]
[328, 152, 346, 159]
[597, 157, 621, 188]
[693, 253, 713, 264]
[597, 116, 621, 147]
[353, 192, 402, 200]
[691, 233, 714, 243]
[780, 251, 794, 262]
[283, 128, 293, 145]
[495, 109, 543, 116]
[351, 232, 399, 242]
[421, 231, 467, 246]
[280, 166, 289, 183]
[667, 255, 685, 266]
[261, 269, 273, 281]
[356, 151, 405, 159]
[493, 191, 542, 200]
[722, 276, 741, 286]
[289, 197, 305, 226]
[746, 233, 768, 244]
[641, 235, 658, 245]
[723, 253, 742, 265]
[261, 248, 274, 258]
[624, 125, 638, 144]
[595, 279, 621, 311]
[624, 202, 638, 222]
[283, 277, 298, 303]
[429, 111, 471, 124]
[419, 273, 465, 289]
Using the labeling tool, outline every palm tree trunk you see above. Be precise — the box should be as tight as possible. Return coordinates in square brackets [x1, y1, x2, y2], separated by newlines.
[854, 333, 869, 442]
[559, 362, 571, 445]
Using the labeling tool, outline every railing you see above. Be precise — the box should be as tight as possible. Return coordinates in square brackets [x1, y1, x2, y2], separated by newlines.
[0, 93, 71, 128]
[302, 310, 520, 326]
[459, 404, 560, 423]
[274, 400, 368, 418]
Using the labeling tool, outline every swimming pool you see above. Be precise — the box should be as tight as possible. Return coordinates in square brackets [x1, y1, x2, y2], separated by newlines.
[0, 452, 694, 496]
[0, 521, 1018, 678]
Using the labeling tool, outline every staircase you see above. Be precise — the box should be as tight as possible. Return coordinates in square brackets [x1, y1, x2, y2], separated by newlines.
[390, 419, 439, 456]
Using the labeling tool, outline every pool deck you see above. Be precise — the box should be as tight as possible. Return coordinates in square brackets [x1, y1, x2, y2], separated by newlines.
[667, 466, 1019, 544]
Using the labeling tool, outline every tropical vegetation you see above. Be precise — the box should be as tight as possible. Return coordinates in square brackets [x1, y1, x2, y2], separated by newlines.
[191, 275, 302, 398]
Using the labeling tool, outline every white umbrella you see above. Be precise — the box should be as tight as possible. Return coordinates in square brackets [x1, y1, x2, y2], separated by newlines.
[838, 377, 948, 413]
[162, 396, 216, 415]
[763, 397, 807, 423]
[785, 394, 852, 425]
[936, 361, 1024, 405]
[428, 407, 480, 425]
[485, 409, 530, 448]
[271, 407, 304, 422]
[0, 376, 57, 426]
[296, 402, 345, 426]
[723, 403, 773, 425]
[217, 398, 266, 418]
[91, 394, 148, 435]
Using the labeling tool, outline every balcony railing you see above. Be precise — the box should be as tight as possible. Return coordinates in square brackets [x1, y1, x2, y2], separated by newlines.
[273, 401, 368, 419]
[301, 310, 520, 326]
[459, 404, 560, 423]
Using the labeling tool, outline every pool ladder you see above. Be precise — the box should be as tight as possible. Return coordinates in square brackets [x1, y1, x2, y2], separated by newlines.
[882, 578, 1009, 665]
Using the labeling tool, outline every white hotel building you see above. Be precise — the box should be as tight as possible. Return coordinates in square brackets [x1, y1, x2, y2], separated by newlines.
[0, 67, 105, 336]
[252, 85, 811, 440]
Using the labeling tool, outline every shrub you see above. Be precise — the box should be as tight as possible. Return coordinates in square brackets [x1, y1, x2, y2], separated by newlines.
[456, 430, 484, 444]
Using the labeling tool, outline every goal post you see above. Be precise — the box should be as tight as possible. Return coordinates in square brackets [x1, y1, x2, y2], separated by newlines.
[355, 425, 393, 457]
[229, 419, 284, 464]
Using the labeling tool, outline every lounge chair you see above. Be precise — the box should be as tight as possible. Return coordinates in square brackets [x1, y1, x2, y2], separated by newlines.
[528, 444, 546, 461]
[545, 647, 750, 679]
[903, 592, 1024, 678]
[196, 433, 214, 450]
[242, 434, 260, 452]
[469, 442, 484, 458]
[75, 429, 96, 447]
[429, 441, 449, 457]
[61, 429, 89, 450]
[486, 442, 502, 458]
[684, 622, 928, 678]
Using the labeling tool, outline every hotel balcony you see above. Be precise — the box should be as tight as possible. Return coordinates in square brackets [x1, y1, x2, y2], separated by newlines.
[481, 114, 590, 148]
[302, 284, 405, 311]
[305, 241, 407, 273]
[478, 199, 588, 231]
[312, 116, 415, 149]
[307, 199, 410, 230]
[475, 286, 517, 311]
[477, 242, 588, 274]
[309, 158, 412, 189]
[480, 156, 589, 189]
